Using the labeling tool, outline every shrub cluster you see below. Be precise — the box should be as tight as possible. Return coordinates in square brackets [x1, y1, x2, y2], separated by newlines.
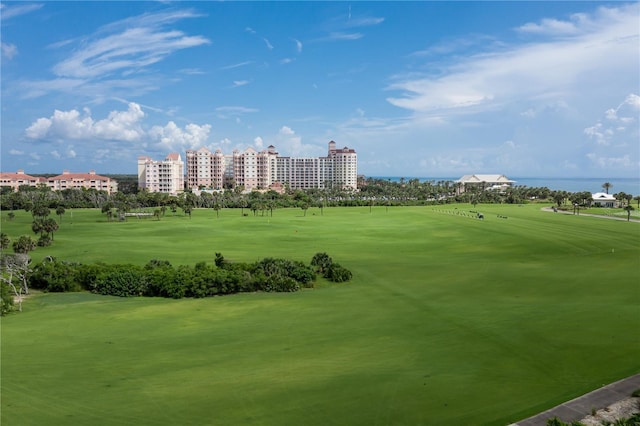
[311, 252, 353, 283]
[27, 252, 351, 299]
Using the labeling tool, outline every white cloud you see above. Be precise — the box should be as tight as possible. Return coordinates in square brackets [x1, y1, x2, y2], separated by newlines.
[179, 68, 205, 75]
[53, 27, 209, 79]
[273, 126, 324, 157]
[26, 102, 145, 141]
[1, 42, 17, 59]
[387, 4, 638, 115]
[346, 17, 385, 27]
[20, 9, 209, 99]
[254, 136, 264, 150]
[24, 102, 213, 156]
[0, 3, 44, 20]
[584, 93, 639, 146]
[220, 61, 253, 70]
[232, 80, 250, 88]
[215, 106, 258, 120]
[516, 18, 581, 36]
[9, 149, 24, 155]
[262, 37, 274, 50]
[51, 150, 61, 159]
[586, 153, 635, 168]
[149, 121, 211, 151]
[293, 38, 302, 53]
[324, 32, 363, 42]
[93, 103, 145, 141]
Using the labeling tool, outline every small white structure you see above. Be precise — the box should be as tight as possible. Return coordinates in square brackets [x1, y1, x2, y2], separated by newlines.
[456, 174, 515, 194]
[591, 192, 617, 207]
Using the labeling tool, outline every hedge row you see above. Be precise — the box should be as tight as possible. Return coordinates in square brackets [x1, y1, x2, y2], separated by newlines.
[28, 253, 351, 299]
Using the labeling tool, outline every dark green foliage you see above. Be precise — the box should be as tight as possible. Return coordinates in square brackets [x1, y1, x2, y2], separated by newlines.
[37, 234, 52, 247]
[29, 258, 82, 292]
[22, 253, 348, 299]
[310, 252, 332, 275]
[93, 265, 147, 297]
[12, 235, 36, 254]
[546, 417, 586, 426]
[255, 257, 315, 288]
[325, 263, 352, 283]
[310, 252, 352, 283]
[0, 281, 13, 315]
[263, 275, 300, 292]
[631, 389, 640, 397]
[0, 233, 10, 252]
[144, 260, 183, 299]
[74, 263, 108, 290]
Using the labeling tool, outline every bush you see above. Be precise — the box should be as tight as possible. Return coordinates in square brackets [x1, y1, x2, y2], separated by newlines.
[29, 258, 82, 292]
[310, 252, 333, 275]
[93, 265, 147, 297]
[0, 281, 14, 316]
[75, 263, 108, 291]
[37, 234, 52, 247]
[263, 275, 300, 292]
[325, 263, 353, 283]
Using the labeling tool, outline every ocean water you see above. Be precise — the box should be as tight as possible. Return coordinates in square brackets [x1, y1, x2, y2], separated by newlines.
[372, 177, 640, 195]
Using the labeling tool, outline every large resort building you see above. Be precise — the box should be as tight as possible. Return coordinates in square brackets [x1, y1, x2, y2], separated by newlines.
[137, 153, 185, 196]
[185, 141, 357, 192]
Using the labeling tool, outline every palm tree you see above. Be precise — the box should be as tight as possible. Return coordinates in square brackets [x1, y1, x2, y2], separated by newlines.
[43, 218, 59, 240]
[56, 205, 66, 223]
[32, 219, 45, 238]
[624, 205, 635, 221]
[602, 182, 612, 194]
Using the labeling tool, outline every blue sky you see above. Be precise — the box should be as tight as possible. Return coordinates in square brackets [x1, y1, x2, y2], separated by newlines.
[1, 1, 638, 178]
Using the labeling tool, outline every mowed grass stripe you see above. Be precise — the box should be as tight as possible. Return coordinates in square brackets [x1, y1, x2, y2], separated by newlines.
[1, 205, 638, 425]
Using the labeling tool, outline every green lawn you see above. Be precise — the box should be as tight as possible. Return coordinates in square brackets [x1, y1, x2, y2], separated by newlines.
[2, 205, 639, 425]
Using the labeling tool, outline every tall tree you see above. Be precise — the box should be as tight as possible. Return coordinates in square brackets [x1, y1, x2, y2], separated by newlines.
[624, 205, 635, 222]
[602, 182, 612, 194]
[31, 219, 45, 238]
[43, 218, 59, 240]
[56, 205, 66, 223]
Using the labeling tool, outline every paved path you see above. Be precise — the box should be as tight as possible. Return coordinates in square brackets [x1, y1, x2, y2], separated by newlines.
[541, 207, 640, 222]
[509, 374, 640, 426]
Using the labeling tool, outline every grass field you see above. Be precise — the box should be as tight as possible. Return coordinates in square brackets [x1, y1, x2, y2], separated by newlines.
[2, 204, 639, 425]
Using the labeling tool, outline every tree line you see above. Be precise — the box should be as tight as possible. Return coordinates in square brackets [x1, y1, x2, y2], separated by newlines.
[2, 177, 637, 216]
[1, 252, 352, 315]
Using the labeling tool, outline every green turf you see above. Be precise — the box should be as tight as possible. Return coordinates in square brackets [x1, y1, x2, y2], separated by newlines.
[1, 205, 639, 425]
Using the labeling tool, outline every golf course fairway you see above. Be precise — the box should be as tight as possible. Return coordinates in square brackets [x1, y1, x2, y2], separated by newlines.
[2, 204, 638, 425]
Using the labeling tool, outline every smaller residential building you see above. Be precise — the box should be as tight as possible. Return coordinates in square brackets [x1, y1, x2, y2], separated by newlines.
[1, 169, 117, 193]
[47, 170, 117, 194]
[0, 170, 45, 191]
[456, 174, 515, 194]
[591, 192, 617, 207]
